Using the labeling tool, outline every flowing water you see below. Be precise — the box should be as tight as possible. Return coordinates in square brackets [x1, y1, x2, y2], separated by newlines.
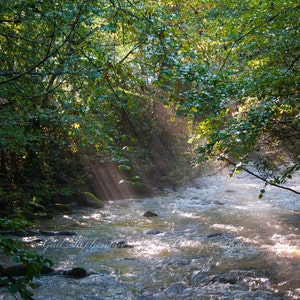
[1, 170, 300, 299]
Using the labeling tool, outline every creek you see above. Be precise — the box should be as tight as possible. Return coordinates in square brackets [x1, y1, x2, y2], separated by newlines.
[1, 169, 299, 299]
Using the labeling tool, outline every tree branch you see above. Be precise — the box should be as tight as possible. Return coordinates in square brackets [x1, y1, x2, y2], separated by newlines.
[118, 40, 144, 64]
[0, 264, 35, 300]
[283, 54, 300, 75]
[0, 5, 85, 85]
[223, 157, 300, 195]
[218, 5, 300, 74]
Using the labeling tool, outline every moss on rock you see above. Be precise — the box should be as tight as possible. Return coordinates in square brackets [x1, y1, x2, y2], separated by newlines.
[78, 192, 104, 208]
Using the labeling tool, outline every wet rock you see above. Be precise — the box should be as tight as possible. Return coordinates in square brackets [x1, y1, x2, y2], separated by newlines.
[64, 267, 88, 278]
[38, 230, 76, 236]
[205, 233, 223, 238]
[145, 229, 163, 235]
[28, 202, 45, 213]
[5, 264, 26, 277]
[34, 213, 54, 220]
[49, 203, 73, 213]
[143, 211, 158, 217]
[132, 182, 154, 197]
[110, 240, 134, 248]
[204, 232, 234, 240]
[0, 230, 17, 236]
[15, 229, 37, 236]
[78, 192, 104, 208]
[209, 274, 237, 284]
[57, 231, 77, 236]
[5, 264, 54, 277]
[41, 266, 54, 275]
[201, 269, 272, 287]
[38, 230, 58, 236]
[191, 178, 203, 189]
[212, 200, 225, 205]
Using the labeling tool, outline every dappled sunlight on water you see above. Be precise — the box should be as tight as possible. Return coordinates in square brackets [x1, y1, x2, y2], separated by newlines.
[264, 234, 300, 259]
[133, 240, 175, 258]
[1, 170, 299, 299]
[211, 223, 245, 233]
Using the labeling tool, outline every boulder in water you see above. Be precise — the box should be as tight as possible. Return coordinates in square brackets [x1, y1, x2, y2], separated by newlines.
[5, 264, 54, 277]
[5, 264, 26, 277]
[64, 267, 87, 278]
[210, 274, 237, 284]
[41, 266, 54, 275]
[143, 211, 158, 217]
[77, 192, 104, 208]
[132, 182, 154, 197]
[211, 200, 225, 205]
[145, 229, 163, 235]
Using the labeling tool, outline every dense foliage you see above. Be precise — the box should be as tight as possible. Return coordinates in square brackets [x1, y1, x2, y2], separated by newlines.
[0, 0, 299, 298]
[181, 0, 300, 196]
[0, 0, 187, 211]
[0, 217, 52, 299]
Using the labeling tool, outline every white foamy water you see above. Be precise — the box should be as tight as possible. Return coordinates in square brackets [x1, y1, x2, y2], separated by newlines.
[1, 169, 299, 299]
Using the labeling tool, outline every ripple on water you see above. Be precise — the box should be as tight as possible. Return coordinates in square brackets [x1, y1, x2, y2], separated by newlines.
[1, 171, 299, 299]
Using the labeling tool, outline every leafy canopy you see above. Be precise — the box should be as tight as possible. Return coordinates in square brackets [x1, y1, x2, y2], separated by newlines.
[0, 1, 299, 297]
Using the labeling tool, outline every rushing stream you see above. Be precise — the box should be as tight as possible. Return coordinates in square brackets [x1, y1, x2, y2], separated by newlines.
[1, 169, 300, 299]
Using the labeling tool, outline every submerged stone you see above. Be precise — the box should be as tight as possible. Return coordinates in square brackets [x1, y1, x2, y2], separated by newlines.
[145, 229, 163, 235]
[205, 233, 223, 238]
[211, 200, 225, 205]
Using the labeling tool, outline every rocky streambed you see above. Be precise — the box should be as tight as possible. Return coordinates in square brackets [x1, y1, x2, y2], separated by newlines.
[1, 170, 299, 299]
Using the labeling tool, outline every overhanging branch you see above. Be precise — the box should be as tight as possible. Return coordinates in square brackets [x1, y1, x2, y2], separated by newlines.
[223, 157, 300, 195]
